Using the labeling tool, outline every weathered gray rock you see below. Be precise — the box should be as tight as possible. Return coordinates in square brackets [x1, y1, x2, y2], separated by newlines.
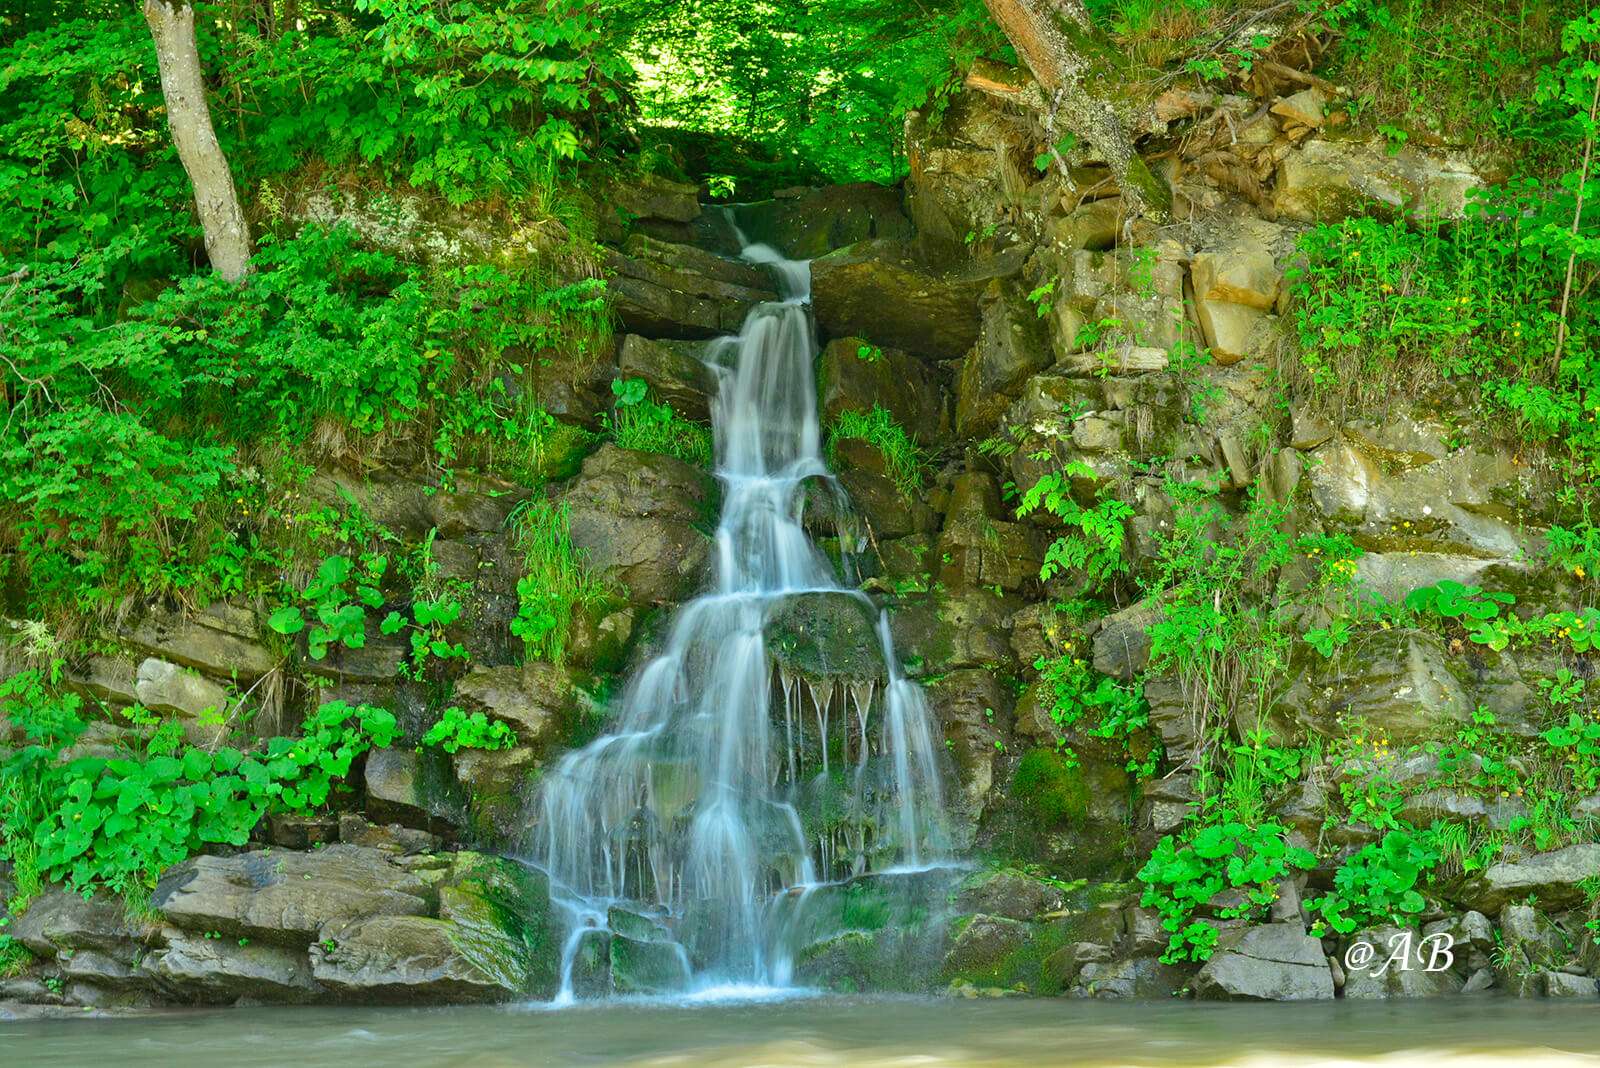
[1340, 926, 1464, 998]
[153, 846, 432, 945]
[1461, 845, 1600, 913]
[1274, 139, 1483, 222]
[146, 927, 317, 1003]
[134, 658, 229, 744]
[365, 746, 466, 832]
[451, 661, 573, 750]
[903, 89, 1034, 261]
[338, 814, 441, 855]
[812, 239, 1027, 360]
[310, 853, 555, 1003]
[1090, 597, 1164, 681]
[604, 233, 777, 339]
[10, 889, 143, 958]
[1544, 970, 1600, 998]
[1070, 954, 1188, 999]
[1194, 923, 1333, 1001]
[954, 282, 1052, 436]
[121, 604, 276, 683]
[1305, 430, 1531, 560]
[561, 443, 716, 607]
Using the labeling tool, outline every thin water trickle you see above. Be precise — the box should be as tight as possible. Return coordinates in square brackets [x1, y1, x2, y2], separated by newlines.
[531, 216, 947, 999]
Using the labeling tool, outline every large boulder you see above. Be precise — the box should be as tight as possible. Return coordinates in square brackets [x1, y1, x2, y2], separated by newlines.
[120, 603, 276, 684]
[812, 239, 1027, 360]
[1274, 138, 1483, 222]
[451, 661, 574, 751]
[1459, 845, 1600, 913]
[10, 889, 143, 958]
[819, 336, 946, 446]
[146, 927, 319, 1003]
[604, 233, 777, 339]
[1339, 925, 1464, 998]
[133, 658, 229, 745]
[1301, 420, 1533, 561]
[364, 746, 467, 833]
[153, 846, 432, 944]
[1194, 923, 1333, 1001]
[904, 89, 1035, 263]
[954, 281, 1053, 437]
[733, 185, 914, 260]
[561, 443, 716, 608]
[616, 334, 714, 422]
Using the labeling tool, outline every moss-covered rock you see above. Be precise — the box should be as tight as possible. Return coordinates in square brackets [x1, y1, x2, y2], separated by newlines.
[609, 933, 690, 994]
[765, 590, 885, 683]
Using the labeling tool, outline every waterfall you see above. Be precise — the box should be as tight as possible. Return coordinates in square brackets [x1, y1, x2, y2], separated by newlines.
[533, 217, 946, 1000]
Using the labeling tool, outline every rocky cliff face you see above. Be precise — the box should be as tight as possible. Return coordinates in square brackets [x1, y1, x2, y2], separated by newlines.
[4, 72, 1598, 1011]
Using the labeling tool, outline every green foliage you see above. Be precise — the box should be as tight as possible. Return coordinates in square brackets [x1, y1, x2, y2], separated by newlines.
[624, 0, 1003, 184]
[829, 406, 924, 499]
[605, 377, 713, 466]
[1031, 653, 1154, 777]
[0, 669, 397, 895]
[268, 550, 468, 676]
[509, 499, 612, 665]
[3, 220, 607, 618]
[420, 707, 517, 754]
[1306, 829, 1440, 935]
[1016, 463, 1133, 589]
[1287, 181, 1600, 478]
[1323, 0, 1570, 149]
[342, 0, 630, 202]
[1136, 821, 1315, 962]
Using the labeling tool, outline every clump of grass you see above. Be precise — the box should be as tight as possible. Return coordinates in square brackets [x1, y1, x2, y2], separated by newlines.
[508, 500, 614, 665]
[829, 405, 925, 498]
[606, 377, 712, 467]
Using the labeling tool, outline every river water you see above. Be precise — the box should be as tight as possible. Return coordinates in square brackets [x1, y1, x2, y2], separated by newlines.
[5, 996, 1598, 1066]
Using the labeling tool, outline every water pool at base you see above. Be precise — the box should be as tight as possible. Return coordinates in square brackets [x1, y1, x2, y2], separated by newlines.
[4, 996, 1598, 1067]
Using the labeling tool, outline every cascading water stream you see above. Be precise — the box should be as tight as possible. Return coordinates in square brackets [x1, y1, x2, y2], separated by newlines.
[533, 217, 947, 1001]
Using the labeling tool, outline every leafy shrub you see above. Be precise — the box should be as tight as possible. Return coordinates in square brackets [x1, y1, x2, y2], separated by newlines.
[0, 669, 397, 895]
[421, 707, 517, 754]
[1137, 820, 1315, 962]
[1032, 652, 1154, 776]
[1016, 463, 1133, 588]
[1306, 829, 1440, 935]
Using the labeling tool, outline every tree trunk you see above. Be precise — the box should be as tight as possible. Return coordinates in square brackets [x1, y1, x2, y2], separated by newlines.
[981, 0, 1171, 222]
[143, 0, 254, 282]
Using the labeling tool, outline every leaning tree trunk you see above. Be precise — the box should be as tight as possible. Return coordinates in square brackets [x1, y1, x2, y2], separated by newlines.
[143, 0, 254, 282]
[981, 0, 1171, 222]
